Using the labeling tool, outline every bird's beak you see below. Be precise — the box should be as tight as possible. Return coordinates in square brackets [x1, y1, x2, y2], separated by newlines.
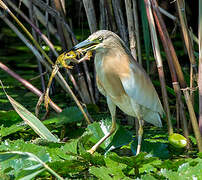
[72, 39, 100, 52]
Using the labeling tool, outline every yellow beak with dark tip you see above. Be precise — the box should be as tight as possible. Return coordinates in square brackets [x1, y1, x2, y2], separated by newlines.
[72, 39, 100, 52]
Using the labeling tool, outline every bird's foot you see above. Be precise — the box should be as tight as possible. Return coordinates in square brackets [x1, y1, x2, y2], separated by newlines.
[87, 148, 95, 155]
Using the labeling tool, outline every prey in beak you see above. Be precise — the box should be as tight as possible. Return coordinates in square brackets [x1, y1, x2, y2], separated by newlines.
[39, 40, 96, 114]
[56, 37, 101, 66]
[59, 38, 101, 64]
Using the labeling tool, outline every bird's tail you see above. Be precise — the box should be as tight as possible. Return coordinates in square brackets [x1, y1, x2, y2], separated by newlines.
[143, 110, 162, 127]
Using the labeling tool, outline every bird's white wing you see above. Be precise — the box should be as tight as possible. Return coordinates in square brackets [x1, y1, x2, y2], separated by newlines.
[120, 61, 164, 116]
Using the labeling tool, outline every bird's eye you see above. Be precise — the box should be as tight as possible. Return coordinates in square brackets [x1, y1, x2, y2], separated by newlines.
[98, 37, 103, 41]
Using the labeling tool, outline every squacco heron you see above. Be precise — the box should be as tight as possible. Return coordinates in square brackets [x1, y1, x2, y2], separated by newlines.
[67, 30, 164, 155]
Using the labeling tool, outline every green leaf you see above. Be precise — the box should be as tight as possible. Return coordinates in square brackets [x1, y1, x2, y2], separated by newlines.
[104, 157, 128, 178]
[160, 159, 187, 171]
[131, 139, 169, 159]
[87, 118, 132, 152]
[160, 158, 202, 180]
[0, 122, 26, 138]
[0, 151, 44, 175]
[90, 156, 130, 179]
[0, 153, 19, 162]
[189, 135, 197, 145]
[1, 83, 58, 142]
[139, 163, 157, 174]
[0, 139, 50, 162]
[105, 125, 132, 153]
[47, 107, 83, 125]
[87, 119, 114, 149]
[89, 166, 113, 180]
[17, 168, 45, 180]
[63, 139, 79, 154]
[0, 139, 68, 163]
[0, 151, 50, 163]
[49, 160, 86, 174]
[79, 152, 105, 166]
[198, 152, 202, 158]
[23, 164, 43, 171]
[139, 174, 157, 180]
[109, 152, 160, 171]
[0, 151, 63, 179]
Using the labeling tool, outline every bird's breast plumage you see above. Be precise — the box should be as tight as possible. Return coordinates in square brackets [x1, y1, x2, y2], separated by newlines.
[94, 50, 127, 98]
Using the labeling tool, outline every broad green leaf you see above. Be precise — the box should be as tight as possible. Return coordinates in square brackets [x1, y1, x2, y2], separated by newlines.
[23, 164, 42, 171]
[109, 152, 160, 170]
[87, 118, 132, 152]
[0, 139, 67, 162]
[89, 166, 114, 180]
[198, 152, 202, 158]
[177, 159, 202, 179]
[0, 152, 20, 162]
[63, 139, 79, 154]
[138, 174, 157, 180]
[0, 151, 48, 163]
[47, 107, 83, 125]
[0, 151, 63, 180]
[104, 157, 128, 178]
[160, 169, 180, 180]
[139, 163, 157, 174]
[49, 160, 86, 174]
[47, 146, 70, 161]
[77, 131, 93, 154]
[0, 139, 50, 162]
[1, 84, 58, 142]
[131, 139, 169, 159]
[0, 151, 43, 174]
[159, 159, 187, 171]
[90, 157, 131, 180]
[87, 119, 114, 149]
[105, 125, 132, 153]
[160, 158, 202, 180]
[0, 122, 26, 138]
[109, 152, 146, 168]
[79, 152, 105, 166]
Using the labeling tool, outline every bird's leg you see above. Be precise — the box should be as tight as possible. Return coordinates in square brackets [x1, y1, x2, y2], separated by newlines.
[136, 117, 143, 155]
[87, 97, 116, 154]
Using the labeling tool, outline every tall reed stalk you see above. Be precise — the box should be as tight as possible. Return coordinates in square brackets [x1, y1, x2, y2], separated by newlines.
[144, 0, 172, 135]
[151, 0, 190, 147]
[149, 0, 202, 151]
[199, 0, 202, 135]
[125, 0, 137, 59]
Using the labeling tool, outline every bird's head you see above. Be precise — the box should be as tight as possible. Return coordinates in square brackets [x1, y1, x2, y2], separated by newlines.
[58, 30, 130, 66]
[72, 30, 123, 53]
